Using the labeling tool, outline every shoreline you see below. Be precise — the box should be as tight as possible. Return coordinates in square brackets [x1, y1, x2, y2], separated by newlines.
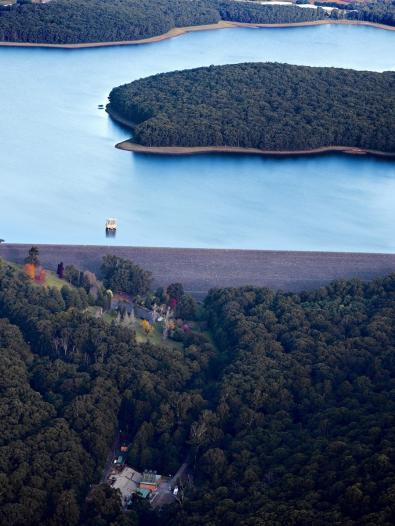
[107, 108, 395, 160]
[107, 107, 138, 130]
[115, 140, 395, 160]
[1, 243, 394, 298]
[0, 19, 394, 49]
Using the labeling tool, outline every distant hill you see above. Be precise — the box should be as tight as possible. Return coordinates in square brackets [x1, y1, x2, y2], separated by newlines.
[0, 0, 393, 45]
[108, 62, 395, 154]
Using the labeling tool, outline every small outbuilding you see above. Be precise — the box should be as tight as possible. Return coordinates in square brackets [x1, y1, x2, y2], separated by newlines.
[140, 470, 160, 492]
[136, 488, 151, 499]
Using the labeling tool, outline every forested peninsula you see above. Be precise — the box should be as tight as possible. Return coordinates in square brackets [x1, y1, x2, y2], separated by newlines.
[0, 0, 394, 46]
[1, 254, 395, 526]
[108, 62, 395, 156]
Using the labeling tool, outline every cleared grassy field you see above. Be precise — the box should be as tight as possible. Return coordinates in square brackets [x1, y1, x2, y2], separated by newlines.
[44, 270, 70, 289]
[3, 258, 72, 290]
[86, 305, 183, 349]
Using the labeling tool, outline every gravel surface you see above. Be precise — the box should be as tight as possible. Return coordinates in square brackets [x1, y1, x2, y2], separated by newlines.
[1, 244, 394, 299]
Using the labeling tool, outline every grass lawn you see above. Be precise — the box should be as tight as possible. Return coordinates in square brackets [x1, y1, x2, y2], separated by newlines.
[86, 306, 183, 350]
[85, 306, 115, 324]
[134, 321, 183, 350]
[44, 270, 71, 290]
[1, 258, 73, 291]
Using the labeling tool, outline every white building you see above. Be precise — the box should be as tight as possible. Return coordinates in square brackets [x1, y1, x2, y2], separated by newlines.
[109, 467, 143, 504]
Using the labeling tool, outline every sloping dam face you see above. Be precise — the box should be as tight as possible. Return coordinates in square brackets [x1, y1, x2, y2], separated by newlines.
[2, 244, 395, 299]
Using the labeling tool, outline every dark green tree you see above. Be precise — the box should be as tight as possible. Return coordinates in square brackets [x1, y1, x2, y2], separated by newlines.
[25, 245, 40, 265]
[101, 255, 152, 296]
[167, 282, 184, 301]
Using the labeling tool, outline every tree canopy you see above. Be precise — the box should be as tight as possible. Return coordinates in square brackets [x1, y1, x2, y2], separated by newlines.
[1, 0, 393, 45]
[0, 258, 214, 525]
[100, 255, 152, 296]
[165, 275, 395, 525]
[0, 0, 219, 44]
[108, 62, 395, 153]
[348, 0, 395, 25]
[1, 255, 395, 525]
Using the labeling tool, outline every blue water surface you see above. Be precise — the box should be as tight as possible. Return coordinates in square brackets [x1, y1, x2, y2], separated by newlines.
[0, 25, 394, 251]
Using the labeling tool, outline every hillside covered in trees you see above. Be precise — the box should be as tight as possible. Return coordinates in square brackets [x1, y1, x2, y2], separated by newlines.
[0, 0, 394, 45]
[1, 0, 391, 45]
[1, 252, 395, 525]
[344, 0, 395, 25]
[165, 275, 395, 525]
[0, 0, 220, 44]
[302, 0, 395, 25]
[0, 257, 214, 526]
[108, 62, 395, 153]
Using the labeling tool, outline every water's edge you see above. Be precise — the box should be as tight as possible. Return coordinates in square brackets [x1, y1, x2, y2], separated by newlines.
[1, 25, 394, 250]
[0, 19, 394, 49]
[107, 108, 395, 160]
[116, 140, 395, 160]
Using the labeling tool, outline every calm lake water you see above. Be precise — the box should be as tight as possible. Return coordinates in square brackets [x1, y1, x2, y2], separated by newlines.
[0, 25, 394, 251]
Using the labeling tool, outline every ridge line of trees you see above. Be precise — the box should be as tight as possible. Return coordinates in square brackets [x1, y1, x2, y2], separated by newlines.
[0, 0, 393, 45]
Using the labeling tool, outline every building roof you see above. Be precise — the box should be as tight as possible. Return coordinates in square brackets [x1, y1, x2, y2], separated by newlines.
[110, 467, 143, 499]
[141, 470, 158, 484]
[136, 488, 151, 499]
[114, 453, 126, 465]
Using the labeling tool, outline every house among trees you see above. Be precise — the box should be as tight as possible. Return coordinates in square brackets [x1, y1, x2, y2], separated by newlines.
[139, 470, 161, 492]
[134, 304, 158, 324]
[113, 453, 126, 466]
[110, 294, 159, 324]
[110, 467, 143, 506]
[108, 466, 163, 507]
[111, 294, 134, 315]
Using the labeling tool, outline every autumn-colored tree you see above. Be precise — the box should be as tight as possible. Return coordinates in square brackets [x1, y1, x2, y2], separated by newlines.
[24, 263, 35, 280]
[36, 268, 46, 284]
[141, 319, 153, 335]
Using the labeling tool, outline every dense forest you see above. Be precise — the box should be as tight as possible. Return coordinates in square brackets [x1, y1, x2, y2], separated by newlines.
[0, 258, 214, 526]
[164, 276, 395, 525]
[1, 0, 393, 45]
[0, 0, 220, 44]
[342, 0, 395, 25]
[108, 62, 395, 153]
[215, 0, 329, 24]
[1, 252, 395, 525]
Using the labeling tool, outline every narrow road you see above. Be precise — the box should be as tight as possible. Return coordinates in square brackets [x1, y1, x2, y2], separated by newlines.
[101, 432, 119, 483]
[151, 458, 189, 509]
[171, 460, 189, 486]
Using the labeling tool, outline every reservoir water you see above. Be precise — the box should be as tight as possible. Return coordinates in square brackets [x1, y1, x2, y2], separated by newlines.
[0, 25, 394, 251]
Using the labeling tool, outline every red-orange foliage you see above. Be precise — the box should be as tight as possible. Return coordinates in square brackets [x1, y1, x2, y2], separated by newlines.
[36, 269, 46, 284]
[24, 263, 35, 280]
